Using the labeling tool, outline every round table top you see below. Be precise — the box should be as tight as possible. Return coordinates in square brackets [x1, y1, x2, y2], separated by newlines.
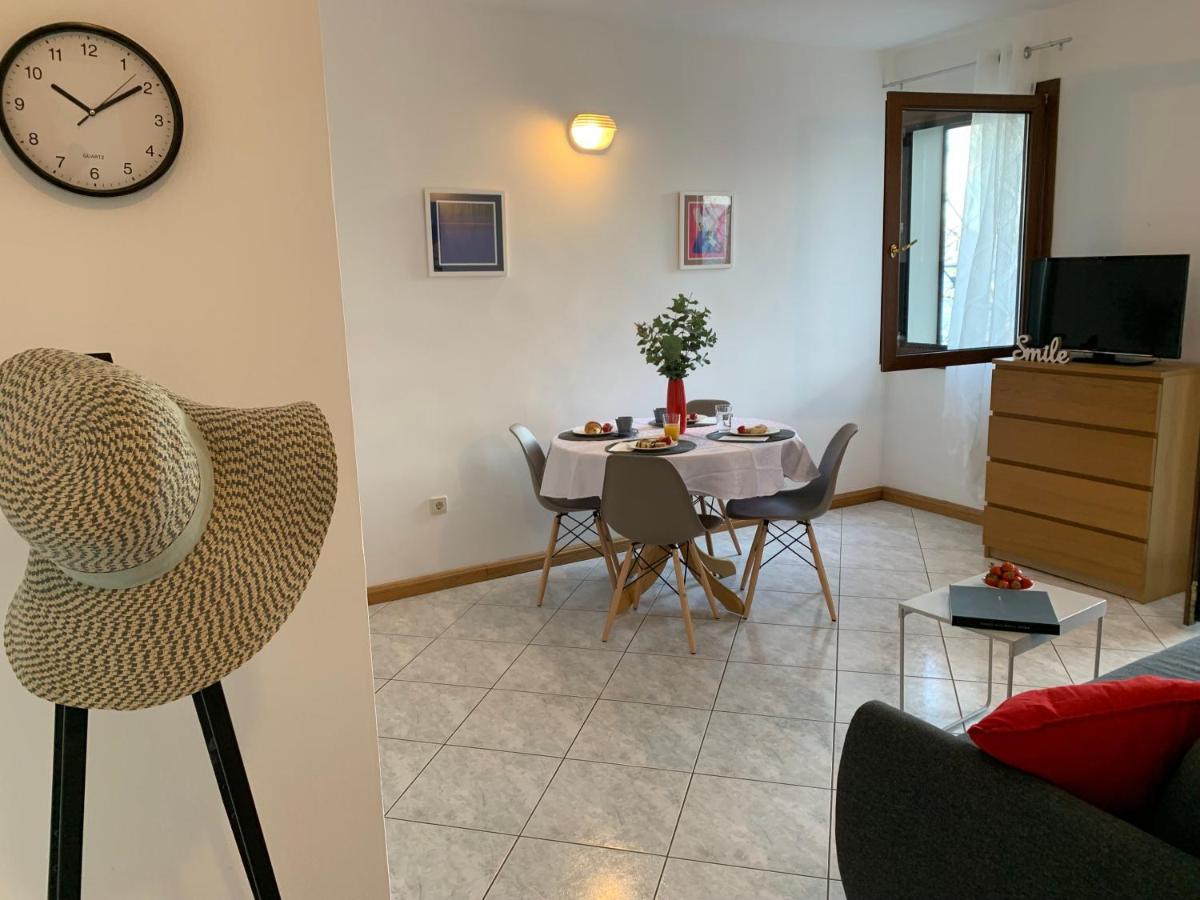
[539, 418, 818, 501]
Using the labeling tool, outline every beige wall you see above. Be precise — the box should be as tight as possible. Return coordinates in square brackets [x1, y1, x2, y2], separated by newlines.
[0, 2, 388, 897]
[880, 0, 1200, 508]
[321, 0, 887, 587]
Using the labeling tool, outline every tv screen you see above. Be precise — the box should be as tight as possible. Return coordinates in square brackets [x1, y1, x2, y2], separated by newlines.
[1028, 255, 1189, 359]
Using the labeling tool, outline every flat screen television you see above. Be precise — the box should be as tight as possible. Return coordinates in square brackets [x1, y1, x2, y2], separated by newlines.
[1027, 254, 1189, 361]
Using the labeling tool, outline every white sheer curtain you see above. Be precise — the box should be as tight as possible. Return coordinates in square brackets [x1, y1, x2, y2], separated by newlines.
[942, 47, 1035, 506]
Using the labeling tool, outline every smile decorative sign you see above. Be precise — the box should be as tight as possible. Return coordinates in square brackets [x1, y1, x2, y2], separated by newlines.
[1012, 334, 1071, 365]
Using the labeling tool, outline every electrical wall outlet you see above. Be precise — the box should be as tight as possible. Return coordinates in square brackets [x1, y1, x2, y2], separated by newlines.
[430, 496, 448, 515]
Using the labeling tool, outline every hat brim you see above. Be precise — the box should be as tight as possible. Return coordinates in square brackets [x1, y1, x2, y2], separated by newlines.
[4, 396, 337, 710]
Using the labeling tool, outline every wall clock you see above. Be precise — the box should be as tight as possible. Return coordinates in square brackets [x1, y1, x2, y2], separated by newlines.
[0, 23, 183, 197]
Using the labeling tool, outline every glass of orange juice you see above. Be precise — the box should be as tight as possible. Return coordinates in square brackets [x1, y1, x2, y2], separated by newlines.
[662, 412, 681, 442]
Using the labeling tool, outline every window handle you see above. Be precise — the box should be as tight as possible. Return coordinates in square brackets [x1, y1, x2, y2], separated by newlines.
[889, 239, 918, 259]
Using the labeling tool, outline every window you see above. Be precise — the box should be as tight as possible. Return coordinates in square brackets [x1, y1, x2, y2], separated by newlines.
[880, 81, 1059, 371]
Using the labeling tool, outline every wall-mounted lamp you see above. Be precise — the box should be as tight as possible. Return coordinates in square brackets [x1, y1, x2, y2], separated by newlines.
[569, 113, 617, 153]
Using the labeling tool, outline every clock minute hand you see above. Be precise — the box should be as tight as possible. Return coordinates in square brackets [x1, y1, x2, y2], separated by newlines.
[77, 85, 143, 127]
[51, 84, 94, 116]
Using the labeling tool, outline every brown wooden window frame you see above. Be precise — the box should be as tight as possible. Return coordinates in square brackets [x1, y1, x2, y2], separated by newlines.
[879, 79, 1060, 372]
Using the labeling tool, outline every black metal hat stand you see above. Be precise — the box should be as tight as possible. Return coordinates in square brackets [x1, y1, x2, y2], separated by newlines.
[48, 681, 281, 900]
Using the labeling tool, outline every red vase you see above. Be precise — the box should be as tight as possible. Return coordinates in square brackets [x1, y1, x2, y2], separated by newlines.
[666, 378, 687, 434]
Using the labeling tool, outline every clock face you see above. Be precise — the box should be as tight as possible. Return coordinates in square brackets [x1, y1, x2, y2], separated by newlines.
[0, 23, 183, 196]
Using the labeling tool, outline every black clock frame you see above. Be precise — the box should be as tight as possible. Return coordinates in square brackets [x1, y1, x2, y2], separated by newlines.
[0, 22, 184, 197]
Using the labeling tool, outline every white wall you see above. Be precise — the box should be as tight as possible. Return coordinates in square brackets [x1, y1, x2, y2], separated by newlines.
[322, 0, 886, 586]
[880, 0, 1200, 507]
[0, 3, 388, 897]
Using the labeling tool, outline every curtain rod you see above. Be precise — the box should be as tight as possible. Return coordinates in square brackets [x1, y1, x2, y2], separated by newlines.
[1024, 36, 1073, 58]
[882, 60, 976, 91]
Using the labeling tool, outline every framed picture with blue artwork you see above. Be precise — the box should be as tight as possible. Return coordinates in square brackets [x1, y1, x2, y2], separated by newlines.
[425, 189, 507, 276]
[679, 192, 733, 269]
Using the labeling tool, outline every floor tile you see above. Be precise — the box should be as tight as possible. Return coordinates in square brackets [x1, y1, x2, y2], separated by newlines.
[602, 652, 725, 709]
[656, 858, 827, 900]
[371, 634, 433, 678]
[475, 572, 576, 609]
[374, 680, 486, 742]
[1135, 592, 1187, 619]
[840, 524, 919, 551]
[384, 819, 512, 900]
[561, 579, 622, 611]
[532, 607, 644, 651]
[374, 678, 388, 692]
[627, 615, 736, 659]
[731, 623, 838, 668]
[644, 581, 739, 619]
[487, 838, 662, 900]
[524, 759, 689, 854]
[943, 637, 1071, 687]
[1055, 645, 1158, 682]
[917, 524, 983, 552]
[370, 595, 477, 637]
[829, 878, 847, 899]
[954, 680, 1042, 717]
[448, 689, 593, 756]
[751, 561, 839, 595]
[742, 589, 839, 628]
[835, 672, 959, 727]
[379, 738, 439, 811]
[441, 604, 556, 643]
[920, 547, 990, 572]
[671, 775, 830, 877]
[839, 501, 914, 529]
[391, 745, 557, 834]
[840, 595, 937, 634]
[716, 663, 836, 721]
[1142, 616, 1200, 647]
[926, 568, 988, 591]
[495, 645, 622, 697]
[840, 543, 925, 572]
[395, 637, 524, 687]
[829, 792, 840, 880]
[839, 568, 929, 600]
[568, 700, 709, 771]
[833, 722, 849, 785]
[1054, 615, 1162, 652]
[697, 711, 833, 788]
[849, 630, 950, 678]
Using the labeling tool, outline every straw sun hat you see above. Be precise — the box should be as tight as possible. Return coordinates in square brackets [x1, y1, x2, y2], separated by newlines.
[0, 349, 337, 711]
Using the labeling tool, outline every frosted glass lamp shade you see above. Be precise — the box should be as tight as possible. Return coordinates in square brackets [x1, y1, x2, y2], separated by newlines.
[569, 114, 617, 152]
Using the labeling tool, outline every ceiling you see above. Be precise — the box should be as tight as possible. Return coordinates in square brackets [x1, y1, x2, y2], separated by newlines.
[469, 0, 1075, 50]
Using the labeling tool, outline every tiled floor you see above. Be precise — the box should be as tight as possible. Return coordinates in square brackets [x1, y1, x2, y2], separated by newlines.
[368, 501, 1196, 899]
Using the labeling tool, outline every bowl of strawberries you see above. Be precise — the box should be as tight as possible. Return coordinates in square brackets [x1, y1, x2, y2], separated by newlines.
[984, 561, 1033, 590]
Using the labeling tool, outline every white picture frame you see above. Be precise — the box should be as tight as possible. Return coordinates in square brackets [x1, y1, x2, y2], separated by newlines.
[679, 191, 733, 270]
[424, 188, 508, 277]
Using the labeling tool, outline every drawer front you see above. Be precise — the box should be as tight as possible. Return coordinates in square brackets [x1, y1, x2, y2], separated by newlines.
[983, 507, 1146, 594]
[987, 416, 1158, 487]
[986, 461, 1152, 539]
[991, 368, 1161, 433]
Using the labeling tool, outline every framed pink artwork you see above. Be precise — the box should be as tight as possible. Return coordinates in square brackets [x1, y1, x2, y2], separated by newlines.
[679, 192, 733, 269]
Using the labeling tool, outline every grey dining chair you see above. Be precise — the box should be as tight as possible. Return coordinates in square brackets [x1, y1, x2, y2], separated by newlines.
[726, 423, 859, 622]
[510, 424, 618, 606]
[600, 454, 723, 654]
[684, 398, 742, 556]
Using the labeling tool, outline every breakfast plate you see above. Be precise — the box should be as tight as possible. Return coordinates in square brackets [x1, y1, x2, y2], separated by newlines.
[727, 425, 780, 436]
[572, 422, 617, 437]
[631, 437, 677, 452]
[686, 414, 717, 426]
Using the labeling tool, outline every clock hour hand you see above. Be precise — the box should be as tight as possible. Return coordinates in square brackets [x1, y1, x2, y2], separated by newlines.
[51, 83, 94, 116]
[77, 84, 143, 126]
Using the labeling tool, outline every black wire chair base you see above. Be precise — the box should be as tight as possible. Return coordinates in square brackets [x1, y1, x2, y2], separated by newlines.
[551, 511, 607, 561]
[757, 520, 817, 572]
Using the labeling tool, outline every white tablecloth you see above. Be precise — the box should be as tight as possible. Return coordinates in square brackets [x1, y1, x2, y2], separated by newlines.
[539, 418, 818, 501]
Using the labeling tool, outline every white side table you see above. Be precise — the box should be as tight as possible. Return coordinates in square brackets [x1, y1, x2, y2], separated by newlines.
[899, 577, 1107, 731]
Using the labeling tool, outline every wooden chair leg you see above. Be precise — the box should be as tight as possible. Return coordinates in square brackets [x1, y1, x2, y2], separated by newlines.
[49, 704, 88, 900]
[537, 515, 561, 607]
[717, 500, 742, 555]
[671, 546, 698, 654]
[743, 522, 768, 618]
[603, 546, 637, 642]
[740, 521, 766, 592]
[691, 541, 721, 620]
[595, 515, 618, 589]
[807, 521, 837, 622]
[702, 498, 716, 556]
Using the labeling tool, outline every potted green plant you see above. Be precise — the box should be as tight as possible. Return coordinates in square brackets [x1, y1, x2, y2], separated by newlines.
[635, 294, 717, 433]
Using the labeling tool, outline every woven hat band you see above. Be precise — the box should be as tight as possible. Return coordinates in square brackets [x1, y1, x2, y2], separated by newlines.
[53, 405, 214, 591]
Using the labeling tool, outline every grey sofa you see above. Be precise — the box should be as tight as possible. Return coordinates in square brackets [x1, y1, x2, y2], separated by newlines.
[836, 635, 1200, 898]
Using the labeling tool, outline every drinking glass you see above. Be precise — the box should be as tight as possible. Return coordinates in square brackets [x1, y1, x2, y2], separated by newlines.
[715, 403, 733, 432]
[662, 412, 681, 442]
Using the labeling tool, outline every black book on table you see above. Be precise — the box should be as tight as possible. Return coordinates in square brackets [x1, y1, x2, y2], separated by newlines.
[949, 585, 1061, 635]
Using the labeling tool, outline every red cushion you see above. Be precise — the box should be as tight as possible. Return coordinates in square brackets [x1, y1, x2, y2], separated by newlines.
[968, 676, 1200, 818]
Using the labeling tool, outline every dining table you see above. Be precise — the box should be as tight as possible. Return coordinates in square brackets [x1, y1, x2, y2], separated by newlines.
[539, 417, 818, 616]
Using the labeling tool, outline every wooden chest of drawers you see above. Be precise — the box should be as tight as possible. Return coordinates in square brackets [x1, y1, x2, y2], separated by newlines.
[984, 359, 1200, 602]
